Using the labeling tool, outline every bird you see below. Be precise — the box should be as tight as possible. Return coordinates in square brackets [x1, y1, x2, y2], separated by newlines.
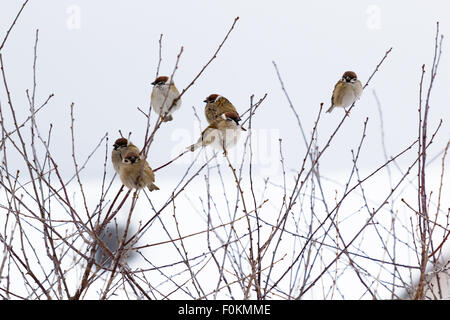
[327, 71, 363, 114]
[119, 151, 159, 191]
[188, 114, 246, 154]
[204, 94, 241, 125]
[151, 75, 181, 122]
[111, 137, 141, 174]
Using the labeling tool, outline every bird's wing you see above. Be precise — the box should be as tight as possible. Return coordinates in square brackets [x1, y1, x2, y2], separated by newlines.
[221, 111, 241, 122]
[144, 162, 155, 182]
[171, 83, 180, 96]
[331, 81, 346, 107]
[353, 80, 363, 99]
[216, 96, 238, 114]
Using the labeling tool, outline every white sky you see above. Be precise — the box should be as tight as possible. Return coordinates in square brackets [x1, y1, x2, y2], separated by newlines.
[1, 0, 449, 179]
[1, 0, 449, 299]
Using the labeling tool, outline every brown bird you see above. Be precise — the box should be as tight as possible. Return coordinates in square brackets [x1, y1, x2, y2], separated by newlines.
[119, 151, 159, 191]
[327, 71, 363, 114]
[111, 138, 141, 174]
[188, 115, 246, 153]
[204, 94, 241, 125]
[151, 75, 181, 122]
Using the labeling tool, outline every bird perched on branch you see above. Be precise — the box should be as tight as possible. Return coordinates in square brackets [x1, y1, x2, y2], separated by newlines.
[111, 138, 140, 174]
[151, 75, 181, 122]
[204, 94, 241, 125]
[188, 114, 246, 154]
[327, 71, 363, 114]
[119, 151, 159, 191]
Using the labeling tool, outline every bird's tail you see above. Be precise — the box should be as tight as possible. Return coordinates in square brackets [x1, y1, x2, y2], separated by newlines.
[148, 183, 160, 192]
[326, 105, 334, 113]
[161, 114, 173, 122]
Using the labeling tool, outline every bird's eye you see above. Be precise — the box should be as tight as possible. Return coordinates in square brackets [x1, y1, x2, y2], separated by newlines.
[115, 144, 125, 150]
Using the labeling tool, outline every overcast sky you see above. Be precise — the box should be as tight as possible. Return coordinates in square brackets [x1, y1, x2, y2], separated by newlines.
[1, 0, 450, 300]
[1, 0, 449, 181]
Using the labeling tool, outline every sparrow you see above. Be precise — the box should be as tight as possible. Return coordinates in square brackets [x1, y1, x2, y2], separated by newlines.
[151, 76, 181, 122]
[204, 94, 241, 125]
[111, 138, 141, 174]
[119, 151, 159, 191]
[188, 114, 246, 154]
[327, 71, 363, 114]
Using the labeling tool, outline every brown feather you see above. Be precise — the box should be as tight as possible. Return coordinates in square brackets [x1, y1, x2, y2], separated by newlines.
[152, 75, 169, 85]
[113, 138, 128, 148]
[342, 71, 357, 79]
[223, 111, 241, 122]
